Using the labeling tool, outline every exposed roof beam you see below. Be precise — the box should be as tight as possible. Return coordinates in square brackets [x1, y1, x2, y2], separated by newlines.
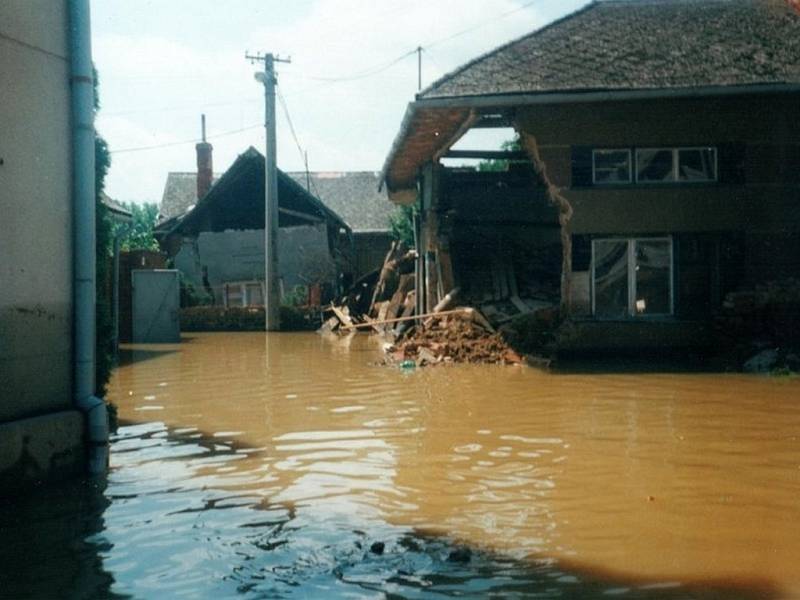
[278, 207, 324, 223]
[442, 150, 528, 160]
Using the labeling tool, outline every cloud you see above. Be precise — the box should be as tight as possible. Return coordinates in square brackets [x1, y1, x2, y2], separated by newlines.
[91, 0, 576, 203]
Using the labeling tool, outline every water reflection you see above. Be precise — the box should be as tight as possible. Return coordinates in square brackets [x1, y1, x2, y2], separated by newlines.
[4, 331, 798, 598]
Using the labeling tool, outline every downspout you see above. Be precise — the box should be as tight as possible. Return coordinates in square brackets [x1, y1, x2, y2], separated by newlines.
[70, 0, 109, 475]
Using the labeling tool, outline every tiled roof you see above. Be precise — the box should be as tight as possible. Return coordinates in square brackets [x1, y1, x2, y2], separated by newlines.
[170, 147, 350, 235]
[286, 171, 393, 232]
[421, 0, 800, 99]
[100, 191, 132, 221]
[158, 172, 220, 222]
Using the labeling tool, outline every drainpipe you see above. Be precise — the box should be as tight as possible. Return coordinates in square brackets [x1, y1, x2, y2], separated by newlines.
[70, 0, 109, 475]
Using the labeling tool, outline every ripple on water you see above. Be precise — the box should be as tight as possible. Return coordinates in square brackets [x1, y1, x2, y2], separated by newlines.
[5, 332, 795, 599]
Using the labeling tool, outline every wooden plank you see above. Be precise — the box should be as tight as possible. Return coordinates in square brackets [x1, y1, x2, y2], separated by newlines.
[506, 262, 519, 299]
[340, 307, 470, 331]
[510, 295, 529, 313]
[437, 246, 455, 294]
[330, 305, 353, 328]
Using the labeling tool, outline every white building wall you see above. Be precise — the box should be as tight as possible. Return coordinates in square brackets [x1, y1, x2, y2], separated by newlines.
[0, 1, 73, 422]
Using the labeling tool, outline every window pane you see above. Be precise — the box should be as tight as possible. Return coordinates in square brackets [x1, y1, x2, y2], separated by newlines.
[634, 240, 671, 315]
[636, 149, 674, 182]
[245, 283, 264, 306]
[225, 284, 245, 307]
[593, 150, 631, 184]
[594, 240, 629, 319]
[678, 148, 716, 181]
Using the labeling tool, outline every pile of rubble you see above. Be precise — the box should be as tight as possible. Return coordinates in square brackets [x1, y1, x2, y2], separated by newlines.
[321, 240, 418, 338]
[321, 241, 555, 367]
[383, 314, 523, 367]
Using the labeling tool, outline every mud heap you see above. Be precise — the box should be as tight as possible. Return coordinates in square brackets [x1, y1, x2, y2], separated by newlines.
[384, 313, 523, 367]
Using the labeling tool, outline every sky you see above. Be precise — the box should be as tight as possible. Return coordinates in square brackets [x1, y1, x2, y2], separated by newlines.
[91, 0, 587, 206]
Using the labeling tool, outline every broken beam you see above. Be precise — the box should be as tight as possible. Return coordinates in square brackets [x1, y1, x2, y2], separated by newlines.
[442, 150, 529, 160]
[339, 308, 472, 331]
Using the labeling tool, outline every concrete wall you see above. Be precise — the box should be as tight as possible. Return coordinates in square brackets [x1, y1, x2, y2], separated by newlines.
[174, 225, 336, 300]
[0, 2, 88, 492]
[0, 1, 73, 423]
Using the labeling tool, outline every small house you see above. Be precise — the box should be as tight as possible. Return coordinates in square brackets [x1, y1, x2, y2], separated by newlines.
[158, 144, 351, 307]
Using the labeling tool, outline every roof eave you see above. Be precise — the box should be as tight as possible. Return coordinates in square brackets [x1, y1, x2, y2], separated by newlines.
[382, 82, 800, 197]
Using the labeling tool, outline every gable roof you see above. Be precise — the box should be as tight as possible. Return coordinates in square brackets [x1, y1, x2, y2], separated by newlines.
[100, 191, 132, 222]
[159, 171, 220, 222]
[382, 0, 800, 198]
[286, 171, 393, 232]
[170, 147, 349, 236]
[422, 0, 800, 99]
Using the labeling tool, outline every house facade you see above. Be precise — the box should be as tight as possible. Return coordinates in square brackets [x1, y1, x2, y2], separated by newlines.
[382, 0, 800, 350]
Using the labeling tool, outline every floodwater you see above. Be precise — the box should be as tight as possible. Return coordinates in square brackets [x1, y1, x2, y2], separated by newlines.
[2, 332, 800, 599]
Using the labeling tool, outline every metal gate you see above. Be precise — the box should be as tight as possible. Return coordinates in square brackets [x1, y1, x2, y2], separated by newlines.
[132, 269, 180, 343]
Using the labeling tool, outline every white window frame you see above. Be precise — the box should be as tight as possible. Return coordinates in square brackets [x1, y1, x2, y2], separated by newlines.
[591, 236, 674, 319]
[635, 147, 718, 184]
[677, 146, 718, 182]
[592, 148, 632, 185]
[222, 280, 266, 308]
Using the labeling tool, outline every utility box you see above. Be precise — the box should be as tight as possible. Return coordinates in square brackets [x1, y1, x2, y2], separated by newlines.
[132, 269, 180, 343]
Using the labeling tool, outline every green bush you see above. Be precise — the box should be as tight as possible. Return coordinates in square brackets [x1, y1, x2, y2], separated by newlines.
[180, 306, 319, 332]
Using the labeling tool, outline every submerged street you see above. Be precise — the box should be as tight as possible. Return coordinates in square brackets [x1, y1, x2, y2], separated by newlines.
[3, 332, 799, 598]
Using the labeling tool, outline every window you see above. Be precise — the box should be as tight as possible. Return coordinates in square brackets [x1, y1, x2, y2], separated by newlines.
[223, 281, 265, 307]
[636, 147, 717, 183]
[677, 147, 717, 181]
[592, 149, 632, 184]
[592, 237, 673, 318]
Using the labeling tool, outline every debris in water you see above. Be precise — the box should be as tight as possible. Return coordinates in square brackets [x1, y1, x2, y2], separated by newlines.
[447, 547, 472, 563]
[370, 541, 385, 555]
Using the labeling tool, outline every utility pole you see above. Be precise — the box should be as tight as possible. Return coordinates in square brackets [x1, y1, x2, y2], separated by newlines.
[246, 51, 290, 331]
[416, 46, 423, 91]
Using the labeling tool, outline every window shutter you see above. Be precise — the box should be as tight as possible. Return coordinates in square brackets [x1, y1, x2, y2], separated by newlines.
[718, 142, 746, 185]
[571, 146, 593, 188]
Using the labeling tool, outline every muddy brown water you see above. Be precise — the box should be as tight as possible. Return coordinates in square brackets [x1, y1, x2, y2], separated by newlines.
[2, 331, 799, 599]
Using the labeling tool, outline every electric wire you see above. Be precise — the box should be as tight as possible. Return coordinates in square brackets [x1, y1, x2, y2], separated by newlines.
[277, 87, 324, 200]
[105, 1, 545, 153]
[109, 123, 261, 154]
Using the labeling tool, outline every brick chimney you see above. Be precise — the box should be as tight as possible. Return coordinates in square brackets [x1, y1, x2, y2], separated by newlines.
[196, 114, 213, 201]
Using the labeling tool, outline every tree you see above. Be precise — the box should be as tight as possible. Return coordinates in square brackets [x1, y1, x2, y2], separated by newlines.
[94, 68, 114, 396]
[477, 136, 524, 172]
[116, 202, 160, 251]
[389, 203, 416, 248]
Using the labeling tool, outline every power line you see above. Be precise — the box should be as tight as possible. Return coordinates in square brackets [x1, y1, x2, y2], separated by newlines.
[425, 0, 540, 50]
[302, 48, 417, 83]
[276, 87, 324, 200]
[276, 87, 306, 166]
[104, 97, 261, 118]
[109, 123, 261, 154]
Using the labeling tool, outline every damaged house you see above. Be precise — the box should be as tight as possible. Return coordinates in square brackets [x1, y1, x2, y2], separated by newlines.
[158, 143, 350, 307]
[287, 171, 395, 279]
[381, 0, 800, 351]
